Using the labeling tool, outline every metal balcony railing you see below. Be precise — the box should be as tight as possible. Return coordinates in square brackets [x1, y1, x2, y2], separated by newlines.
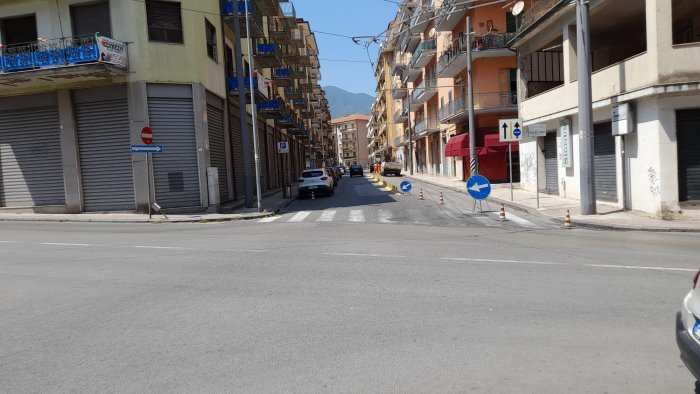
[473, 32, 517, 52]
[413, 118, 438, 136]
[409, 39, 436, 69]
[439, 92, 518, 121]
[0, 34, 127, 73]
[518, 0, 572, 34]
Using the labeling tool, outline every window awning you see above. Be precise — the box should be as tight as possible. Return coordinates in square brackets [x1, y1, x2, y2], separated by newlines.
[446, 133, 520, 157]
[445, 133, 470, 157]
[480, 134, 520, 154]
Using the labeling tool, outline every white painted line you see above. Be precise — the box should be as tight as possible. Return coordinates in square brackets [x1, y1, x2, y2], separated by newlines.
[322, 252, 408, 259]
[440, 257, 566, 266]
[378, 209, 393, 223]
[41, 242, 98, 247]
[349, 210, 365, 222]
[238, 249, 281, 253]
[585, 264, 697, 272]
[133, 246, 194, 250]
[317, 210, 337, 222]
[0, 240, 17, 243]
[288, 211, 311, 222]
[258, 216, 281, 223]
[491, 211, 537, 228]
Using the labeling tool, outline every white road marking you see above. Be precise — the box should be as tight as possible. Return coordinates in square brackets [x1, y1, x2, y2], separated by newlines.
[377, 209, 393, 223]
[322, 252, 408, 259]
[288, 211, 311, 222]
[133, 246, 195, 250]
[258, 216, 281, 223]
[0, 240, 17, 243]
[238, 249, 281, 253]
[317, 210, 337, 222]
[585, 264, 697, 272]
[491, 211, 537, 228]
[349, 210, 365, 222]
[440, 257, 566, 266]
[40, 243, 98, 247]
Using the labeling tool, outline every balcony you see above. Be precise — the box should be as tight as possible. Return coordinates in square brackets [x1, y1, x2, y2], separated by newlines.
[472, 33, 516, 60]
[254, 43, 282, 68]
[228, 73, 270, 102]
[279, 2, 297, 28]
[393, 105, 407, 123]
[434, 0, 468, 32]
[0, 34, 128, 89]
[292, 98, 307, 107]
[437, 33, 515, 78]
[413, 118, 439, 137]
[268, 19, 291, 43]
[272, 68, 293, 86]
[409, 39, 436, 70]
[439, 92, 517, 123]
[283, 86, 301, 99]
[222, 1, 264, 38]
[256, 98, 286, 119]
[409, 74, 438, 110]
[401, 30, 421, 54]
[409, 0, 434, 34]
[517, 0, 570, 36]
[392, 85, 407, 100]
[276, 113, 297, 128]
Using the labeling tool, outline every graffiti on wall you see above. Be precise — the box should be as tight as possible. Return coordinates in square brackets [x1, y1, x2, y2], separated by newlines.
[521, 152, 537, 184]
[648, 166, 660, 197]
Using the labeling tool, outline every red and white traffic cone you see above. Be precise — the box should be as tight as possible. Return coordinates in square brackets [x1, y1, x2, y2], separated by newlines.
[563, 209, 573, 229]
[419, 188, 424, 200]
[439, 192, 444, 205]
[499, 203, 506, 221]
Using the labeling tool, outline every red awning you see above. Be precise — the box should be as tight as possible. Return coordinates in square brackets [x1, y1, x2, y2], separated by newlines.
[483, 134, 519, 152]
[445, 133, 470, 157]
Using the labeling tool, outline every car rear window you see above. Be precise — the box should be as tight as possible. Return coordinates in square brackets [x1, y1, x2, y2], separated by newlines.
[302, 171, 324, 178]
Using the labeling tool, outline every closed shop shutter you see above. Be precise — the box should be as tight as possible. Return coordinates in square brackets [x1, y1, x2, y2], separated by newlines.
[148, 96, 200, 208]
[258, 120, 268, 191]
[75, 90, 134, 211]
[268, 127, 279, 189]
[207, 103, 229, 202]
[594, 122, 617, 200]
[248, 122, 257, 194]
[229, 110, 245, 200]
[0, 99, 65, 207]
[678, 109, 700, 201]
[544, 132, 559, 194]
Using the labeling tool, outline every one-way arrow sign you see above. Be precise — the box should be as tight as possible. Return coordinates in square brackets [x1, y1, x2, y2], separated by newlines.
[131, 144, 164, 153]
[466, 175, 491, 200]
[499, 118, 523, 142]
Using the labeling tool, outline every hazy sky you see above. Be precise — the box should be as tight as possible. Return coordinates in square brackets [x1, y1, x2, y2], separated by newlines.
[291, 0, 397, 96]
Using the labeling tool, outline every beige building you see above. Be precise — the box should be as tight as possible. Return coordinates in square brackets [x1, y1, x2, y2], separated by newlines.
[331, 114, 369, 168]
[0, 0, 330, 212]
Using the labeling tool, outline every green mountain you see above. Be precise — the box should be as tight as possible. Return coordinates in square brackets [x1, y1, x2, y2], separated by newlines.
[323, 85, 374, 119]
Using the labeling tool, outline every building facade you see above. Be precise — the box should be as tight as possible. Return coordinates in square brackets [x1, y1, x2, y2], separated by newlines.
[510, 0, 700, 218]
[331, 114, 369, 168]
[0, 0, 330, 213]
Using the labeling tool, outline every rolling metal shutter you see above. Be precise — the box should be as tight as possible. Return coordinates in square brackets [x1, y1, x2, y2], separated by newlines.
[267, 127, 279, 189]
[594, 122, 617, 200]
[678, 109, 700, 201]
[76, 93, 134, 211]
[544, 132, 559, 194]
[207, 103, 229, 203]
[149, 97, 200, 208]
[258, 120, 269, 191]
[248, 122, 258, 194]
[230, 110, 245, 200]
[0, 102, 65, 207]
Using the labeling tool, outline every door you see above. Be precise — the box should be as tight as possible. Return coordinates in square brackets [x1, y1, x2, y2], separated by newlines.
[207, 97, 229, 203]
[0, 94, 64, 207]
[75, 86, 134, 211]
[678, 109, 700, 201]
[544, 132, 559, 194]
[148, 85, 200, 209]
[594, 122, 617, 200]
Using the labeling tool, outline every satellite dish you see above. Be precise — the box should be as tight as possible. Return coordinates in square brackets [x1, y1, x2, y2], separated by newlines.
[512, 1, 525, 16]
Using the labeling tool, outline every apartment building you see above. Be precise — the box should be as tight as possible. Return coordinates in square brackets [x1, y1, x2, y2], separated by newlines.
[331, 114, 369, 168]
[510, 0, 700, 218]
[0, 0, 329, 213]
[378, 0, 519, 181]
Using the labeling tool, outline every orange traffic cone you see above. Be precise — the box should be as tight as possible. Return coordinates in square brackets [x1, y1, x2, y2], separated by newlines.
[499, 203, 506, 221]
[419, 188, 424, 200]
[439, 192, 444, 205]
[563, 209, 573, 229]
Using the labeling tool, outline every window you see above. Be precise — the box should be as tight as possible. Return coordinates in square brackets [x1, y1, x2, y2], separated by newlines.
[205, 19, 217, 61]
[673, 0, 700, 44]
[1, 15, 37, 46]
[71, 1, 111, 37]
[146, 0, 183, 43]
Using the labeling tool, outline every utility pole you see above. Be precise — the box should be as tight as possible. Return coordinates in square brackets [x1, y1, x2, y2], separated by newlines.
[407, 87, 414, 175]
[467, 15, 477, 176]
[244, 1, 263, 212]
[577, 0, 596, 215]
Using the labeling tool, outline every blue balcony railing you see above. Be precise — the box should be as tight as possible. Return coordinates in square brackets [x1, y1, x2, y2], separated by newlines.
[228, 75, 259, 91]
[256, 43, 278, 55]
[273, 68, 291, 78]
[276, 114, 297, 126]
[0, 34, 121, 73]
[257, 99, 283, 112]
[292, 98, 307, 106]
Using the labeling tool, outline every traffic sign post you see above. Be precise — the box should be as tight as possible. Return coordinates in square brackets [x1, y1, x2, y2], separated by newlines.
[466, 175, 491, 212]
[131, 145, 164, 153]
[528, 124, 547, 208]
[141, 127, 153, 145]
[399, 180, 412, 194]
[500, 118, 522, 202]
[131, 143, 163, 219]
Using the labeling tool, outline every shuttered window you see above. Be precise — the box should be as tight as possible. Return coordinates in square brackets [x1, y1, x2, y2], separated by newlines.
[205, 19, 217, 61]
[146, 0, 183, 43]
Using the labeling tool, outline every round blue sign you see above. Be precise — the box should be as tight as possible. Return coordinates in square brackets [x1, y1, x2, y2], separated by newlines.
[400, 181, 412, 193]
[466, 175, 491, 200]
[513, 128, 522, 137]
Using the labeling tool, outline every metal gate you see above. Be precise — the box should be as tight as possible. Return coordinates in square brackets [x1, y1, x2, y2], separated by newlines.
[594, 122, 617, 200]
[229, 109, 245, 200]
[148, 91, 200, 209]
[431, 136, 440, 175]
[267, 127, 279, 189]
[75, 87, 134, 211]
[258, 120, 268, 191]
[678, 109, 700, 201]
[544, 132, 559, 194]
[0, 95, 65, 207]
[207, 101, 229, 203]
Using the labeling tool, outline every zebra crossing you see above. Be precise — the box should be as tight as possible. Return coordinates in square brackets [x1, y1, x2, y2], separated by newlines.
[257, 208, 544, 228]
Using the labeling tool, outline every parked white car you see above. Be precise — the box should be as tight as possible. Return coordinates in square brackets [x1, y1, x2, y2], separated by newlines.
[298, 168, 334, 199]
[676, 269, 700, 390]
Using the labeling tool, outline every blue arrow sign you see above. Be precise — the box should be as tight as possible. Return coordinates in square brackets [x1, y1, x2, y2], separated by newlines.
[400, 180, 412, 193]
[513, 128, 522, 138]
[466, 175, 491, 200]
[131, 144, 164, 153]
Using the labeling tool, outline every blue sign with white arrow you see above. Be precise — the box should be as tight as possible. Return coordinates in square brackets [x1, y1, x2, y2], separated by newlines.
[399, 181, 412, 193]
[513, 127, 522, 138]
[466, 175, 491, 200]
[131, 145, 164, 153]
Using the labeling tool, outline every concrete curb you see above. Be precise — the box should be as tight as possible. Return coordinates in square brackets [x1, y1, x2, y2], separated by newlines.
[369, 174, 401, 194]
[0, 211, 276, 224]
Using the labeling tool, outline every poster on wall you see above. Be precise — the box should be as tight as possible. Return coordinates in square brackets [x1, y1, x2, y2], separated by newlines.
[96, 35, 128, 69]
[559, 118, 572, 168]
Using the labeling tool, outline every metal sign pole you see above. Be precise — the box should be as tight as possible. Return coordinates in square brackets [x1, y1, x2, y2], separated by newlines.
[244, 1, 263, 213]
[509, 142, 513, 201]
[536, 141, 540, 209]
[147, 152, 152, 219]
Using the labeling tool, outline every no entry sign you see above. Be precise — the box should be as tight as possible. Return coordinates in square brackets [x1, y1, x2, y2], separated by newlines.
[141, 127, 153, 145]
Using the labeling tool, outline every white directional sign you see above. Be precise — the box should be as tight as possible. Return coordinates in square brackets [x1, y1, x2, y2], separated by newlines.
[131, 144, 163, 153]
[528, 123, 547, 138]
[499, 118, 524, 142]
[278, 141, 289, 154]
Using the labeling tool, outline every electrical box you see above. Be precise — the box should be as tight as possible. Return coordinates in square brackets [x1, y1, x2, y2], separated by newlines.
[612, 103, 635, 136]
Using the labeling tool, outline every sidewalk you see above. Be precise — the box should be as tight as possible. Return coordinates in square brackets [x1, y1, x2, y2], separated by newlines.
[395, 172, 700, 232]
[0, 186, 298, 224]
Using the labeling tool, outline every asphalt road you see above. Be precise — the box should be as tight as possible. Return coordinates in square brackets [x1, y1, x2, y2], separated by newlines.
[1, 173, 698, 393]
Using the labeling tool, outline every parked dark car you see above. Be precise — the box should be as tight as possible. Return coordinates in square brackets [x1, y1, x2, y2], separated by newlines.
[349, 164, 363, 177]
